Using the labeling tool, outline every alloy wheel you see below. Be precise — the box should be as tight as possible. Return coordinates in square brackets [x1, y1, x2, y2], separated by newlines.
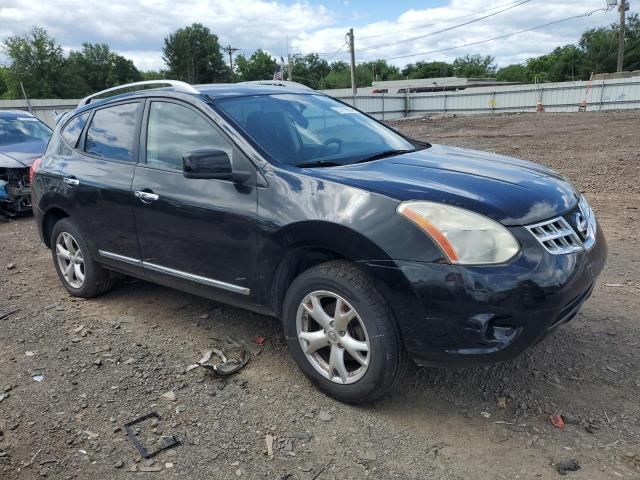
[296, 290, 371, 384]
[55, 231, 85, 289]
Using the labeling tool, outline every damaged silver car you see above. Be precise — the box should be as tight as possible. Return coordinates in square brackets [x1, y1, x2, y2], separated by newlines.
[0, 110, 52, 218]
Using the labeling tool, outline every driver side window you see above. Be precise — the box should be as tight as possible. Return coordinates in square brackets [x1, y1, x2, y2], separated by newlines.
[146, 102, 232, 170]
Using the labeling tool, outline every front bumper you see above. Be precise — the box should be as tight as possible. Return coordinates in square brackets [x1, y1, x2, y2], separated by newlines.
[362, 223, 607, 368]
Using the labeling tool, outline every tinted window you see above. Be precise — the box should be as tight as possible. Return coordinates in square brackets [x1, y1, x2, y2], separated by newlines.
[61, 113, 89, 148]
[0, 116, 52, 146]
[216, 93, 416, 167]
[85, 103, 139, 161]
[146, 102, 232, 170]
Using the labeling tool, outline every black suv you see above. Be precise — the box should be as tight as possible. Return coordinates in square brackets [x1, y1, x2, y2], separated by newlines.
[32, 80, 607, 403]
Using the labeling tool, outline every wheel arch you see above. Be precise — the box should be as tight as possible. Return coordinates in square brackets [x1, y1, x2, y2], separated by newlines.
[265, 220, 395, 316]
[42, 206, 71, 248]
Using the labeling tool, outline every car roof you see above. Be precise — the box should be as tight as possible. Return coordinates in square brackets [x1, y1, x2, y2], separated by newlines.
[0, 110, 36, 119]
[69, 82, 320, 119]
[195, 83, 314, 99]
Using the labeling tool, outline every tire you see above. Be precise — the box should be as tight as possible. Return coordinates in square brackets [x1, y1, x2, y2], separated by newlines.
[283, 260, 407, 404]
[50, 218, 116, 298]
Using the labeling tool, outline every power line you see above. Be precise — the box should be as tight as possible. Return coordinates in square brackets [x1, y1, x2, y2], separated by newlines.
[324, 42, 349, 63]
[357, 0, 531, 40]
[356, 0, 532, 53]
[366, 7, 610, 63]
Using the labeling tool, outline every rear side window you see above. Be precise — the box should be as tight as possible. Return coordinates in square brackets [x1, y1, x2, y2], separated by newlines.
[146, 101, 232, 170]
[85, 103, 140, 161]
[61, 113, 89, 148]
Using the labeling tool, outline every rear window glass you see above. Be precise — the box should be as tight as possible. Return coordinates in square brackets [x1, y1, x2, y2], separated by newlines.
[85, 103, 139, 161]
[0, 116, 52, 146]
[61, 113, 89, 148]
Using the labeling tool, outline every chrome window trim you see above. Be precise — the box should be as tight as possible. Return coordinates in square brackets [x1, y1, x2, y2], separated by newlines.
[142, 261, 250, 295]
[98, 250, 142, 267]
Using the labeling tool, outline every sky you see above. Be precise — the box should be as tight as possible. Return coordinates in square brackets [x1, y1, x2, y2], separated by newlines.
[0, 0, 634, 72]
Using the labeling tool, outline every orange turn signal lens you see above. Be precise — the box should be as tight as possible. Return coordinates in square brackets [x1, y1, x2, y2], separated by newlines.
[398, 206, 459, 263]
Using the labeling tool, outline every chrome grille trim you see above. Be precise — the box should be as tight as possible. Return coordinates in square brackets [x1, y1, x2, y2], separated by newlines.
[526, 196, 597, 255]
[578, 196, 597, 251]
[526, 217, 583, 255]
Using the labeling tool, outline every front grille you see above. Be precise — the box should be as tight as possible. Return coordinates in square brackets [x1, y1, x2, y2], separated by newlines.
[526, 217, 583, 254]
[526, 196, 597, 255]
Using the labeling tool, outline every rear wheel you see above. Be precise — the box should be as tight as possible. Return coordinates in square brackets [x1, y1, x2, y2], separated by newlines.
[51, 218, 116, 298]
[283, 260, 407, 403]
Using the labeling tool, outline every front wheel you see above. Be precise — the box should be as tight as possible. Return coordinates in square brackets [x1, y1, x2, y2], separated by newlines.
[283, 261, 407, 403]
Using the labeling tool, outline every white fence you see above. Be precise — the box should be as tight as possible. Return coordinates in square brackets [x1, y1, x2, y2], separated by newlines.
[2, 77, 640, 127]
[0, 99, 78, 127]
[331, 77, 640, 119]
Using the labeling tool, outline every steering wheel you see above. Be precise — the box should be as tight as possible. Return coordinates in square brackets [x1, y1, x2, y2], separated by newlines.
[313, 138, 343, 159]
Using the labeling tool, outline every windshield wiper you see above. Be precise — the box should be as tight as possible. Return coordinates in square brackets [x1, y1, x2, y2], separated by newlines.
[295, 160, 343, 168]
[354, 149, 414, 164]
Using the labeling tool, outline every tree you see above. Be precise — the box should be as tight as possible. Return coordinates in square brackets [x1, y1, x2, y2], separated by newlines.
[579, 15, 640, 76]
[496, 64, 529, 82]
[162, 24, 229, 83]
[0, 66, 9, 98]
[453, 54, 496, 78]
[292, 54, 330, 89]
[2, 27, 68, 98]
[402, 61, 454, 79]
[142, 70, 168, 80]
[235, 50, 277, 81]
[360, 60, 401, 83]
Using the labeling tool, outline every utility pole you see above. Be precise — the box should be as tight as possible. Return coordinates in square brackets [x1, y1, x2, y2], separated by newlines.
[223, 45, 239, 80]
[286, 37, 293, 81]
[617, 0, 628, 72]
[19, 82, 33, 115]
[348, 28, 357, 96]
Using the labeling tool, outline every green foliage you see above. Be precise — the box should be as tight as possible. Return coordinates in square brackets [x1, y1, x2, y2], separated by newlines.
[291, 54, 331, 89]
[0, 66, 9, 99]
[526, 45, 584, 82]
[495, 64, 529, 82]
[2, 27, 68, 98]
[162, 23, 229, 83]
[66, 43, 142, 93]
[402, 61, 453, 79]
[453, 54, 496, 78]
[235, 50, 277, 81]
[141, 70, 168, 80]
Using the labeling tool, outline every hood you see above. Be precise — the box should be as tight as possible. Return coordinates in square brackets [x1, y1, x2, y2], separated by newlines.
[0, 140, 48, 168]
[312, 144, 578, 226]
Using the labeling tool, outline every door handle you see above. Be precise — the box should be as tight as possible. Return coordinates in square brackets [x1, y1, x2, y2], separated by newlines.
[63, 177, 80, 187]
[135, 190, 159, 203]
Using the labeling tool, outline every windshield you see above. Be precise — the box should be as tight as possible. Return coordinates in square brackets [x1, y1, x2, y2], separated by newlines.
[215, 93, 419, 167]
[0, 116, 52, 147]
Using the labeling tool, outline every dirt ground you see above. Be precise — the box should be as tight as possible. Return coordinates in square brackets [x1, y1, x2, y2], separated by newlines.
[1, 111, 639, 480]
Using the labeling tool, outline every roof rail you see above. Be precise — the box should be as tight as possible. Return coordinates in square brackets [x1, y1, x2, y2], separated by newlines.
[78, 80, 199, 107]
[240, 80, 313, 91]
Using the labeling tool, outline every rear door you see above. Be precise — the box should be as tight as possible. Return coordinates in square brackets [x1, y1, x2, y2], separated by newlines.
[56, 101, 143, 272]
[131, 99, 259, 302]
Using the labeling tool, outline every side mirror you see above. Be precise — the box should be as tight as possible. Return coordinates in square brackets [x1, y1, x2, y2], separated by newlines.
[183, 149, 232, 180]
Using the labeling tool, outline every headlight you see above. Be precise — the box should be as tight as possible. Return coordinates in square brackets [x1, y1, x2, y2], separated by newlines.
[397, 201, 520, 265]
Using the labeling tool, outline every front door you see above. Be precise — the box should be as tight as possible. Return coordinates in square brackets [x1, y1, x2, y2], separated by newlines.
[131, 99, 258, 302]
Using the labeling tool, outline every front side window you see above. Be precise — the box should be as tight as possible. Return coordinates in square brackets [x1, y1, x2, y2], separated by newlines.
[146, 101, 232, 170]
[215, 93, 418, 167]
[85, 103, 139, 161]
[0, 115, 52, 146]
[61, 113, 89, 148]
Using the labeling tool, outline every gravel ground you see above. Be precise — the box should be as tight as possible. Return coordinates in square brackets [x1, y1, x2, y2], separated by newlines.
[1, 111, 639, 480]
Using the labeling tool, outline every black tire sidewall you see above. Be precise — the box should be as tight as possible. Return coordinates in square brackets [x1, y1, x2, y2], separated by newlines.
[283, 263, 402, 403]
[50, 218, 101, 297]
